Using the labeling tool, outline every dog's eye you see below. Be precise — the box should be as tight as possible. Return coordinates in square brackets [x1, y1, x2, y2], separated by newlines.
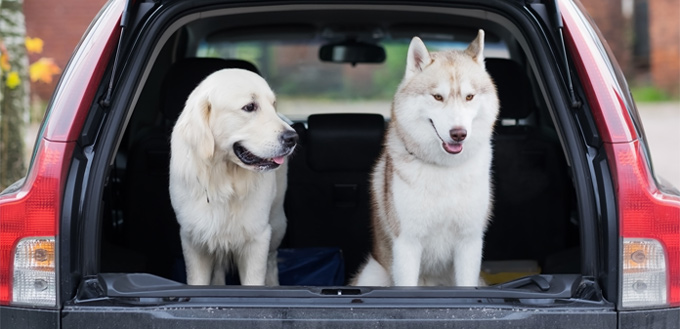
[465, 94, 475, 101]
[242, 102, 257, 112]
[432, 94, 444, 101]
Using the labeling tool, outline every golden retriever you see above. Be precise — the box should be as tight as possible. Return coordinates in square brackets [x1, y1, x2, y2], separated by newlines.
[169, 68, 297, 286]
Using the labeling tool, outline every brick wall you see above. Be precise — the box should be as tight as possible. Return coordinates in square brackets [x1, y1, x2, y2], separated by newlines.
[648, 0, 680, 96]
[580, 0, 632, 76]
[23, 0, 679, 99]
[582, 0, 679, 96]
[24, 0, 108, 101]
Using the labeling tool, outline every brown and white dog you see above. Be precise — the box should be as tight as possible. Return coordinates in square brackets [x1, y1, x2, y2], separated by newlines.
[351, 30, 498, 286]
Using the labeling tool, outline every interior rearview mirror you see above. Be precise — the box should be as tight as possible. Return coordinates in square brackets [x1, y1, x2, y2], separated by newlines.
[319, 42, 386, 65]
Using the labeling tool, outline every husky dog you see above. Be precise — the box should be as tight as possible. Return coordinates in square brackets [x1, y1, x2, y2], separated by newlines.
[169, 69, 297, 286]
[351, 30, 499, 287]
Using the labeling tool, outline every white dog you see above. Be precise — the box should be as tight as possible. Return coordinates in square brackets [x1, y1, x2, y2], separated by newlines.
[169, 68, 297, 286]
[351, 30, 499, 287]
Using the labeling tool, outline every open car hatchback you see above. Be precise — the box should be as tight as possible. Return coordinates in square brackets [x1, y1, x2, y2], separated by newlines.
[1, 0, 679, 328]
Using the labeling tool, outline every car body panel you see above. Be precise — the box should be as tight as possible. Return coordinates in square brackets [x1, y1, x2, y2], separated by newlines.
[42, 0, 123, 143]
[0, 306, 59, 329]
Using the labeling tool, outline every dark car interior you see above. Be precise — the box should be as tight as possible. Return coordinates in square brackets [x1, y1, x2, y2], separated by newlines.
[100, 7, 579, 286]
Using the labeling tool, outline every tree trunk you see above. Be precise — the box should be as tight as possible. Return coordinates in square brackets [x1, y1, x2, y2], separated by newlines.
[0, 0, 29, 191]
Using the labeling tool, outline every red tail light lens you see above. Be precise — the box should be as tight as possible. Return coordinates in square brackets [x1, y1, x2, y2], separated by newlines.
[606, 142, 680, 308]
[0, 140, 73, 306]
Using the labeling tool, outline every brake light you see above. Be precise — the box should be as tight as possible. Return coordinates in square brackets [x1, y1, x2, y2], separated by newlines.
[562, 0, 680, 309]
[606, 141, 680, 308]
[0, 140, 73, 307]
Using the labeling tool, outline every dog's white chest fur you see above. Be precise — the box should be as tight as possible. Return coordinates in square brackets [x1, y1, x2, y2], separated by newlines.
[178, 168, 276, 254]
[392, 152, 491, 235]
[393, 152, 491, 283]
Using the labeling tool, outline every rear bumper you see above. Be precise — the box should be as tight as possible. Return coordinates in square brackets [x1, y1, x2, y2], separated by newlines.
[5, 303, 678, 328]
[0, 306, 58, 329]
[620, 307, 680, 329]
[61, 305, 617, 329]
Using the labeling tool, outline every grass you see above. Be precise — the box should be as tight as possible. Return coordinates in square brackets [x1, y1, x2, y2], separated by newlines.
[630, 85, 676, 103]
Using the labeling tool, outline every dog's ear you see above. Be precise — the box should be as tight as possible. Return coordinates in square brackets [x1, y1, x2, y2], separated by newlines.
[465, 29, 485, 67]
[182, 92, 215, 160]
[404, 36, 432, 81]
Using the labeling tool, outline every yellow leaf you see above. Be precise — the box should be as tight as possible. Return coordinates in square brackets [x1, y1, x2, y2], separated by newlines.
[6, 71, 21, 89]
[0, 52, 9, 71]
[25, 37, 44, 54]
[29, 57, 61, 84]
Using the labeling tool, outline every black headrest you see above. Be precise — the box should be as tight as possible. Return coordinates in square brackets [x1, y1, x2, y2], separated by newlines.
[161, 58, 260, 123]
[306, 113, 385, 172]
[485, 58, 533, 119]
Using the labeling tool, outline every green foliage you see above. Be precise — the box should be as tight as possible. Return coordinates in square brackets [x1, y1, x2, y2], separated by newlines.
[198, 41, 413, 101]
[631, 86, 673, 103]
[372, 43, 408, 98]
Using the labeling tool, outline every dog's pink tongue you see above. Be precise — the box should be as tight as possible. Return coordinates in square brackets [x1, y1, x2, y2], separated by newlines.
[273, 156, 286, 165]
[444, 143, 463, 154]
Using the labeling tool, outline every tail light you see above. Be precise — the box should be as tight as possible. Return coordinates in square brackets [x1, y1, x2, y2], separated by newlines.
[0, 0, 121, 308]
[607, 142, 680, 309]
[0, 140, 73, 307]
[562, 0, 680, 309]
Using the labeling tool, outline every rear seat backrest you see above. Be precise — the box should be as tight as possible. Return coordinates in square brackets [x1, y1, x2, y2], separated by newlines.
[484, 58, 576, 269]
[161, 58, 261, 129]
[284, 113, 385, 282]
[485, 58, 533, 126]
[306, 114, 385, 173]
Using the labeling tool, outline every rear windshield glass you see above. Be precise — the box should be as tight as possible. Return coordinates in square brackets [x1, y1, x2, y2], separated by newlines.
[196, 39, 509, 120]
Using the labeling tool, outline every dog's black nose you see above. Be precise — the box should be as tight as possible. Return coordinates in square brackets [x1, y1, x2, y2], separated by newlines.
[450, 128, 467, 142]
[280, 130, 299, 148]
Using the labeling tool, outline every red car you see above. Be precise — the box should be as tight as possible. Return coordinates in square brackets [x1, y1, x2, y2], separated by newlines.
[1, 0, 678, 328]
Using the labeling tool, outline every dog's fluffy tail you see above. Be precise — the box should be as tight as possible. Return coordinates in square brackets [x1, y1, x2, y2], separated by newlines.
[350, 256, 391, 286]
